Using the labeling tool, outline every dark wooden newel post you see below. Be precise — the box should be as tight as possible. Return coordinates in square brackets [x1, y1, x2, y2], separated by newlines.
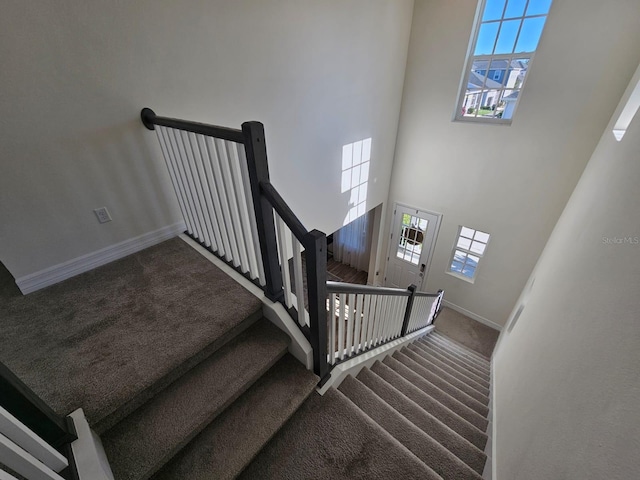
[401, 284, 417, 336]
[304, 229, 329, 382]
[242, 121, 284, 303]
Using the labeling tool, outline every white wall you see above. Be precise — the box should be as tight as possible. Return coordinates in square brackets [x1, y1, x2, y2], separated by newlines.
[492, 66, 640, 479]
[0, 0, 414, 279]
[385, 0, 640, 325]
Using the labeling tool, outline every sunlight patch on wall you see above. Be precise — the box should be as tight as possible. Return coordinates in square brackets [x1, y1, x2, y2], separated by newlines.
[341, 138, 371, 226]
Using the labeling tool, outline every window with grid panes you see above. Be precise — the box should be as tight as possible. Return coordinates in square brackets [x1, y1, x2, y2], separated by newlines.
[448, 226, 490, 281]
[456, 0, 553, 123]
[396, 213, 428, 265]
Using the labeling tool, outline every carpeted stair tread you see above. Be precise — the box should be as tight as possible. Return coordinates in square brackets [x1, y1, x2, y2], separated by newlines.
[419, 341, 491, 382]
[151, 354, 318, 480]
[357, 367, 487, 474]
[405, 345, 490, 394]
[432, 331, 491, 358]
[0, 238, 263, 432]
[421, 338, 491, 377]
[413, 340, 490, 381]
[419, 338, 491, 377]
[425, 335, 491, 372]
[393, 350, 489, 405]
[420, 335, 490, 372]
[373, 360, 488, 449]
[385, 354, 488, 431]
[431, 333, 491, 364]
[388, 348, 489, 416]
[102, 320, 289, 480]
[392, 350, 488, 428]
[239, 388, 443, 480]
[407, 344, 490, 391]
[338, 376, 483, 480]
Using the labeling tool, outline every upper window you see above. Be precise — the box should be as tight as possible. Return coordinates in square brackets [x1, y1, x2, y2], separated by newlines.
[448, 226, 490, 282]
[455, 0, 553, 123]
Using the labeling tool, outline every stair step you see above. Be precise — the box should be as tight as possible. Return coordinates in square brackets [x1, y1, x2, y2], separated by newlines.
[95, 308, 263, 435]
[339, 375, 483, 480]
[423, 335, 491, 373]
[151, 354, 318, 480]
[414, 340, 490, 381]
[239, 388, 443, 480]
[393, 351, 489, 405]
[102, 319, 289, 480]
[418, 338, 491, 377]
[375, 359, 488, 449]
[416, 339, 491, 377]
[400, 347, 489, 416]
[391, 350, 488, 429]
[430, 333, 491, 364]
[357, 367, 486, 475]
[406, 346, 490, 393]
[374, 350, 488, 429]
[404, 347, 489, 405]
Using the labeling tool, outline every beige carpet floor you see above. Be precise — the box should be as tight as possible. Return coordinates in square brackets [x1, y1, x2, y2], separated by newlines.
[0, 238, 262, 429]
[434, 307, 499, 358]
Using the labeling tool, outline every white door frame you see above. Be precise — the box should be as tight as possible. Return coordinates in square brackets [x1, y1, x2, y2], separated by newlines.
[385, 202, 443, 291]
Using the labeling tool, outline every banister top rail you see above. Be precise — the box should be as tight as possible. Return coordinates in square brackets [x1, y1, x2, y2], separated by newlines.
[415, 291, 442, 298]
[261, 181, 309, 241]
[141, 108, 245, 143]
[326, 281, 412, 296]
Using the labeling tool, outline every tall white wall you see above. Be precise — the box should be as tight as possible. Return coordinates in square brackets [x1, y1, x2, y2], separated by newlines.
[386, 0, 640, 325]
[0, 0, 413, 280]
[493, 68, 640, 479]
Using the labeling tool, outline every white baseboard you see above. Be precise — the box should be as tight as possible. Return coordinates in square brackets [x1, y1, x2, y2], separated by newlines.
[317, 325, 435, 395]
[442, 300, 502, 332]
[16, 223, 186, 294]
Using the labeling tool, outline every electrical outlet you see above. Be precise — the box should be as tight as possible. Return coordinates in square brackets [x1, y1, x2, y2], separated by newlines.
[94, 207, 112, 224]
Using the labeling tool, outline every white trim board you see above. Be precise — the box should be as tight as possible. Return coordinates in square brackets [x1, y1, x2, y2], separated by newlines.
[15, 222, 186, 294]
[68, 409, 114, 480]
[442, 300, 502, 331]
[489, 361, 496, 480]
[317, 325, 435, 395]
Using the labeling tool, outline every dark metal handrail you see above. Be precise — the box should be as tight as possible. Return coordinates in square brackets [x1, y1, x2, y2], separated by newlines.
[415, 291, 442, 297]
[261, 181, 308, 241]
[327, 281, 411, 296]
[141, 108, 245, 143]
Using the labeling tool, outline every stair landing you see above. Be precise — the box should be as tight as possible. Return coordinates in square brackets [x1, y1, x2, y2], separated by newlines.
[0, 237, 263, 432]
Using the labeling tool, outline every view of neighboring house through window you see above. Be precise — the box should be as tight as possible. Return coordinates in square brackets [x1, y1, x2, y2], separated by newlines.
[448, 226, 490, 282]
[455, 0, 553, 122]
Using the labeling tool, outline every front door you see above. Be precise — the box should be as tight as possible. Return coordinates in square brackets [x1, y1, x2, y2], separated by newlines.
[385, 205, 441, 290]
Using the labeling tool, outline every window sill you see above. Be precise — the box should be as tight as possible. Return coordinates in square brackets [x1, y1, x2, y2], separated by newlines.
[453, 115, 513, 126]
[445, 270, 476, 284]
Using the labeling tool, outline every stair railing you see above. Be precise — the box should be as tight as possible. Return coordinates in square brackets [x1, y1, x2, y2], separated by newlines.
[141, 108, 443, 384]
[327, 283, 444, 366]
[0, 362, 78, 479]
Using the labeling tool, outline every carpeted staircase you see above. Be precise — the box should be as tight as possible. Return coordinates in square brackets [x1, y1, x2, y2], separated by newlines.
[1, 238, 494, 479]
[0, 239, 319, 480]
[101, 318, 318, 480]
[240, 330, 492, 479]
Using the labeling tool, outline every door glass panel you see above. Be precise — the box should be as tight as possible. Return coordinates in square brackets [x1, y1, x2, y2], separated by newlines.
[396, 214, 429, 265]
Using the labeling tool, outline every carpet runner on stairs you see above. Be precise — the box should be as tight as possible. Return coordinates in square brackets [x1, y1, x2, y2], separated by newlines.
[240, 331, 491, 479]
[101, 317, 318, 480]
